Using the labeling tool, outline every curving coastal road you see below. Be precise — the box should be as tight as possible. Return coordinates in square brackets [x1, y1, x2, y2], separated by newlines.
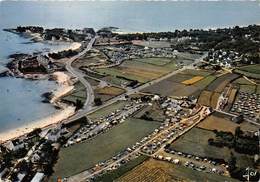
[64, 37, 96, 121]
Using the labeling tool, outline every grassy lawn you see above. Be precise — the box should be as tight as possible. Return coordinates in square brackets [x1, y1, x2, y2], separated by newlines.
[117, 159, 238, 182]
[52, 118, 160, 179]
[62, 82, 86, 104]
[88, 101, 127, 120]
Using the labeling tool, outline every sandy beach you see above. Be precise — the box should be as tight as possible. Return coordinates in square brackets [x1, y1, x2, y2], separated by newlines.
[0, 104, 75, 143]
[50, 71, 75, 103]
[0, 71, 77, 144]
[52, 42, 82, 53]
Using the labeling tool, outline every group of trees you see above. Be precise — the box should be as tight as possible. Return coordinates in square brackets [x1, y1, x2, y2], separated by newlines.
[208, 127, 259, 155]
[48, 49, 78, 60]
[16, 26, 44, 34]
[116, 25, 260, 56]
[94, 98, 103, 106]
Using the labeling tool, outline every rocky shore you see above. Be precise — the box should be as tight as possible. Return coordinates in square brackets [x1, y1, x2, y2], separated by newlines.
[0, 26, 93, 143]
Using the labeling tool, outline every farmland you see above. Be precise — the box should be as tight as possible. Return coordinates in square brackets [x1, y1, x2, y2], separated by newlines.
[94, 86, 125, 102]
[117, 159, 238, 182]
[198, 112, 259, 134]
[133, 57, 172, 66]
[182, 76, 204, 85]
[142, 69, 216, 98]
[234, 64, 260, 79]
[197, 90, 222, 108]
[52, 118, 160, 179]
[206, 73, 239, 93]
[169, 126, 256, 169]
[94, 155, 149, 182]
[94, 58, 178, 83]
[225, 88, 238, 111]
[197, 73, 240, 108]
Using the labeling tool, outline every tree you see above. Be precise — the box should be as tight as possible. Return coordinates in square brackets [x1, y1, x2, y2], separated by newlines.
[75, 99, 83, 110]
[235, 127, 243, 139]
[228, 152, 237, 171]
[94, 98, 102, 106]
[208, 138, 214, 145]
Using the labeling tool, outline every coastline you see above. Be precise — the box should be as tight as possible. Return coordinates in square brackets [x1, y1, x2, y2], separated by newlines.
[0, 71, 76, 144]
[0, 104, 75, 143]
[0, 40, 80, 143]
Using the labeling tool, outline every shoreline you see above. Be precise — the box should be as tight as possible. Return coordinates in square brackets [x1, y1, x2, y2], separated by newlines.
[0, 71, 76, 144]
[113, 23, 260, 35]
[0, 39, 80, 143]
[0, 104, 75, 143]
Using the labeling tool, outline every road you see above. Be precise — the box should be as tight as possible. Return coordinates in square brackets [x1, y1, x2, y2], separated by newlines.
[67, 106, 210, 182]
[153, 106, 208, 156]
[214, 109, 260, 126]
[64, 52, 208, 125]
[64, 38, 96, 120]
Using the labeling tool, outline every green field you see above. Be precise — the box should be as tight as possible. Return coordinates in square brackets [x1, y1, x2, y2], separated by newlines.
[103, 75, 132, 86]
[235, 64, 260, 79]
[62, 82, 86, 104]
[239, 84, 256, 93]
[52, 118, 160, 179]
[233, 77, 253, 85]
[182, 69, 213, 77]
[194, 75, 216, 88]
[142, 70, 215, 98]
[170, 127, 254, 168]
[133, 57, 173, 66]
[257, 85, 260, 94]
[95, 59, 177, 83]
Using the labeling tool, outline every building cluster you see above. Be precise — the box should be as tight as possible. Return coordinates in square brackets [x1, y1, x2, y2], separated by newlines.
[8, 54, 58, 77]
[0, 129, 62, 182]
[96, 44, 178, 64]
[162, 97, 196, 120]
[206, 49, 241, 68]
[43, 28, 94, 42]
[231, 92, 260, 122]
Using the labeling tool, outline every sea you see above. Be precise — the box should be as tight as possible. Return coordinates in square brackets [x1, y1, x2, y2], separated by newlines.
[0, 1, 260, 133]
